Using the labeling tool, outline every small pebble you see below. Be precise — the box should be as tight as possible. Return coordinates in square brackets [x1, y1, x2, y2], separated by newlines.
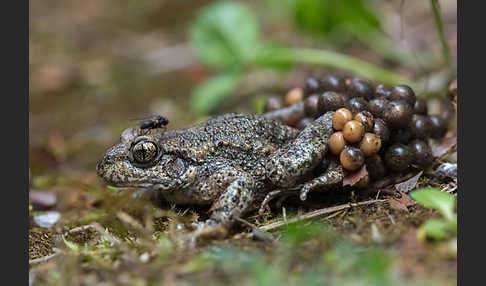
[433, 163, 457, 180]
[33, 211, 61, 228]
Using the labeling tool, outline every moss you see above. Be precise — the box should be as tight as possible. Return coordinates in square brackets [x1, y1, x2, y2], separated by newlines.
[29, 228, 56, 260]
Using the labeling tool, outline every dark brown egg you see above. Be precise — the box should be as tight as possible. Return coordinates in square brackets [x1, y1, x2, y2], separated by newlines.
[343, 120, 365, 143]
[296, 117, 313, 130]
[347, 78, 375, 100]
[346, 97, 369, 114]
[413, 98, 428, 115]
[429, 115, 448, 139]
[368, 98, 389, 118]
[383, 100, 413, 128]
[390, 85, 417, 106]
[390, 128, 412, 144]
[318, 91, 344, 114]
[320, 74, 346, 92]
[338, 92, 350, 103]
[410, 114, 432, 139]
[340, 147, 365, 171]
[355, 111, 374, 132]
[329, 132, 346, 155]
[384, 143, 411, 172]
[359, 133, 382, 156]
[332, 108, 353, 130]
[285, 87, 304, 106]
[373, 118, 390, 145]
[375, 84, 392, 99]
[304, 77, 321, 95]
[365, 154, 386, 179]
[304, 94, 320, 118]
[264, 96, 284, 112]
[409, 139, 434, 168]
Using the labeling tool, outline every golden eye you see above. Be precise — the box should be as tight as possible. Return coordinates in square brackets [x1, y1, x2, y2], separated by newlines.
[132, 140, 158, 164]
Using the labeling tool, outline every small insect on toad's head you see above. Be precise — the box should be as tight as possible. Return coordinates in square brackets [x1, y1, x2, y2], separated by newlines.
[96, 128, 196, 191]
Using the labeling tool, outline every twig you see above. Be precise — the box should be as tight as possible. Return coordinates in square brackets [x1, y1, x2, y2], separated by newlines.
[322, 210, 344, 221]
[68, 224, 95, 233]
[29, 253, 60, 264]
[259, 199, 386, 231]
[236, 217, 258, 229]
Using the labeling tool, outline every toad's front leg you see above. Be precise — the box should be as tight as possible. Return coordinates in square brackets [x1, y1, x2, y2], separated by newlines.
[190, 166, 257, 240]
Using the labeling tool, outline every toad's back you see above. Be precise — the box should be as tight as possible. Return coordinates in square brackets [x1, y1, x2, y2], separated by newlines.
[156, 113, 300, 166]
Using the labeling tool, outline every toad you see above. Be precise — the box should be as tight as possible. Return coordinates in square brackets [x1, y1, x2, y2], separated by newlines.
[96, 112, 343, 234]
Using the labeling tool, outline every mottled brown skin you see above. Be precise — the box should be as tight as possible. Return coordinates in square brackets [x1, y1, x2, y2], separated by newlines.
[97, 112, 343, 232]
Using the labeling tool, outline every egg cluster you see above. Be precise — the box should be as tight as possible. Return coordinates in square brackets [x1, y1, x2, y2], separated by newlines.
[264, 74, 450, 182]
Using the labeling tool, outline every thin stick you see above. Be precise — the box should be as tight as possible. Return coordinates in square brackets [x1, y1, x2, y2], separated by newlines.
[259, 199, 386, 231]
[29, 253, 60, 264]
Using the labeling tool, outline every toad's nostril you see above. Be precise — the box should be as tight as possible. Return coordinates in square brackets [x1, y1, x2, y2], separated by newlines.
[103, 155, 115, 165]
[96, 155, 114, 174]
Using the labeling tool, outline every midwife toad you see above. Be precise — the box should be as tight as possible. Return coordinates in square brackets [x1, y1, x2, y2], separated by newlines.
[96, 112, 344, 232]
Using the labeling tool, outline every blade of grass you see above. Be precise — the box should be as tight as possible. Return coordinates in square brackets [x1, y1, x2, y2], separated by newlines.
[430, 0, 453, 72]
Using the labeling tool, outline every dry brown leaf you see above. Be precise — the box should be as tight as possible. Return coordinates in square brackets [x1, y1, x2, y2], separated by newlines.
[389, 191, 416, 212]
[395, 171, 423, 193]
[343, 165, 368, 187]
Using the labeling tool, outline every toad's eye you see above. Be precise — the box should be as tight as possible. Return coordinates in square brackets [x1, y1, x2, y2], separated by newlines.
[131, 140, 158, 164]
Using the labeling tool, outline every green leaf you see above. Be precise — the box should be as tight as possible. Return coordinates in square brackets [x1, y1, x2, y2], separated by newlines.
[191, 72, 242, 115]
[62, 235, 80, 252]
[189, 1, 263, 68]
[292, 0, 381, 36]
[418, 219, 450, 240]
[410, 188, 456, 221]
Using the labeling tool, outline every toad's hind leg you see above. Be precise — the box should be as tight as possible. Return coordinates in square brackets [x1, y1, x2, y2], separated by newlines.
[266, 111, 334, 188]
[299, 159, 344, 201]
[258, 160, 343, 212]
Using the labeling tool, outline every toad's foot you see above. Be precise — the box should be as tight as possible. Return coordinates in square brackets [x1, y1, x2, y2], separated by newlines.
[258, 160, 343, 213]
[300, 160, 344, 201]
[185, 219, 229, 246]
[183, 165, 258, 245]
